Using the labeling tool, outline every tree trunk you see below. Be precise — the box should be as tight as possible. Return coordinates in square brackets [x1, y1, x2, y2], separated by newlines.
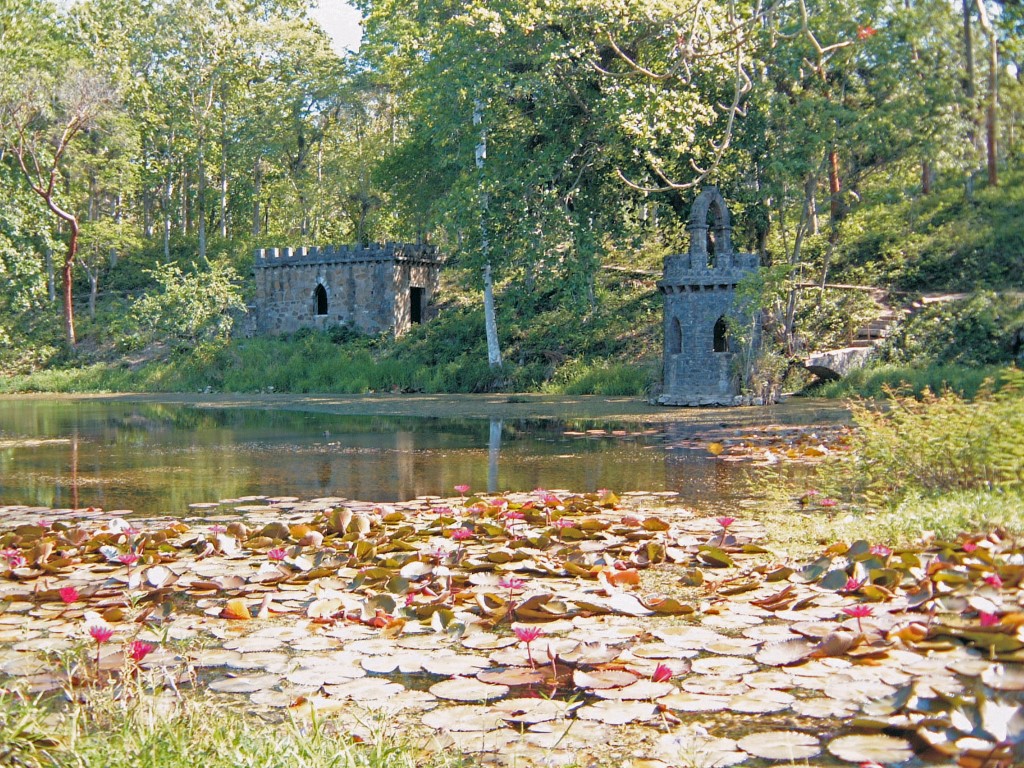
[198, 150, 208, 264]
[804, 174, 818, 236]
[828, 148, 842, 225]
[921, 160, 933, 194]
[62, 221, 78, 347]
[163, 170, 173, 262]
[483, 263, 502, 370]
[220, 110, 229, 239]
[88, 269, 98, 319]
[963, 0, 978, 199]
[252, 157, 262, 236]
[143, 188, 154, 237]
[972, 0, 999, 187]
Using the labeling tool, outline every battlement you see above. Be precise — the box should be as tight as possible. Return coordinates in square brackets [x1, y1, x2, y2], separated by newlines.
[254, 242, 441, 268]
[659, 251, 759, 290]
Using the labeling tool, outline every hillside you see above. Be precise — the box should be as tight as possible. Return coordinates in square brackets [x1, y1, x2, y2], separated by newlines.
[0, 169, 1020, 398]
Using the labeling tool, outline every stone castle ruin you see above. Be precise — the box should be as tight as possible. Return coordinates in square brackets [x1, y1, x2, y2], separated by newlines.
[252, 243, 441, 336]
[658, 187, 760, 406]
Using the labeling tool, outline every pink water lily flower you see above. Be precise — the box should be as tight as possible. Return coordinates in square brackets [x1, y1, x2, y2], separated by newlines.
[514, 626, 543, 644]
[715, 516, 735, 530]
[514, 626, 543, 667]
[843, 604, 873, 633]
[450, 528, 474, 541]
[89, 625, 114, 644]
[117, 552, 140, 567]
[88, 624, 115, 666]
[267, 548, 287, 561]
[841, 577, 865, 593]
[979, 612, 1000, 627]
[59, 586, 80, 604]
[983, 574, 1003, 589]
[454, 484, 470, 496]
[127, 640, 155, 663]
[498, 576, 526, 592]
[651, 663, 674, 683]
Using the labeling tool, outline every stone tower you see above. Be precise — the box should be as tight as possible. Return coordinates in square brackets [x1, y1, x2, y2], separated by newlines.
[658, 187, 760, 406]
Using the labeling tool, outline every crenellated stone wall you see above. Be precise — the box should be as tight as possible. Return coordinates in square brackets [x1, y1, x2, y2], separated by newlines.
[658, 188, 761, 406]
[251, 243, 441, 336]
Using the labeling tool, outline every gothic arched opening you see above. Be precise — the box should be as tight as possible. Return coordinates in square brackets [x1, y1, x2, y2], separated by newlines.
[713, 316, 730, 352]
[314, 284, 328, 316]
[667, 316, 682, 355]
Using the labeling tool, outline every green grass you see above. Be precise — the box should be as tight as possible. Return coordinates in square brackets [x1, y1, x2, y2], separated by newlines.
[1, 687, 465, 768]
[0, 267, 662, 396]
[753, 486, 1024, 558]
[814, 362, 1018, 400]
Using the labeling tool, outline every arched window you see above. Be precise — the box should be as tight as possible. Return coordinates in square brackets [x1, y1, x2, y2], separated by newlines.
[713, 316, 730, 352]
[706, 210, 716, 267]
[667, 317, 682, 355]
[314, 284, 328, 316]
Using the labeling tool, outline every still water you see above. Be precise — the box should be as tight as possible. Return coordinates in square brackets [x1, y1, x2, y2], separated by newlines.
[0, 399, 841, 516]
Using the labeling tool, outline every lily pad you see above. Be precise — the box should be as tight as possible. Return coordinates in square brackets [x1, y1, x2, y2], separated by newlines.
[577, 699, 657, 725]
[736, 730, 820, 760]
[421, 704, 505, 732]
[827, 734, 915, 764]
[428, 676, 508, 702]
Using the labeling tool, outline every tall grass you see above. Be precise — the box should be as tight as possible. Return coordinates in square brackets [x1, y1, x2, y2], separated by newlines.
[815, 363, 1017, 400]
[1, 686, 463, 768]
[821, 369, 1024, 507]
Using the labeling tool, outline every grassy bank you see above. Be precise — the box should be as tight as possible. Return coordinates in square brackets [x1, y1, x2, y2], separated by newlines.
[1, 687, 463, 768]
[3, 173, 1023, 400]
[813, 362, 1019, 399]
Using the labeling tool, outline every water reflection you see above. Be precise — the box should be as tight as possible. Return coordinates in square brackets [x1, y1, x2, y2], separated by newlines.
[0, 399, 835, 516]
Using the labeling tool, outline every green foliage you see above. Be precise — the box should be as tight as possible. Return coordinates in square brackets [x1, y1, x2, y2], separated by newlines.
[127, 260, 246, 349]
[876, 291, 1024, 367]
[796, 289, 880, 351]
[821, 372, 1024, 508]
[833, 170, 1024, 291]
[0, 687, 461, 768]
[544, 360, 651, 396]
[0, 691, 60, 768]
[817, 363, 1017, 400]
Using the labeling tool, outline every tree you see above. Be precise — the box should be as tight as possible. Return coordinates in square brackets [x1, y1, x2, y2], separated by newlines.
[2, 64, 117, 346]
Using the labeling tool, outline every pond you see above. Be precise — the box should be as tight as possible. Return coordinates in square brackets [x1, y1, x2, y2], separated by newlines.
[0, 397, 846, 516]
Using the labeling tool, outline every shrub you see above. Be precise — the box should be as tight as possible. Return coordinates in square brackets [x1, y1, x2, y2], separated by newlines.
[128, 260, 246, 349]
[876, 291, 1024, 367]
[821, 370, 1024, 507]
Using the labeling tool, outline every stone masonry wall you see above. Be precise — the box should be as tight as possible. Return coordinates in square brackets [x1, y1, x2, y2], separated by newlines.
[252, 243, 440, 336]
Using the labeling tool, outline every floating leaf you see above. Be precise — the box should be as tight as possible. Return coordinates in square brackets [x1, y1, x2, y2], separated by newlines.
[658, 692, 730, 712]
[428, 676, 508, 702]
[826, 734, 914, 764]
[573, 669, 638, 690]
[728, 689, 794, 714]
[641, 596, 695, 615]
[736, 731, 820, 760]
[420, 655, 490, 677]
[592, 679, 674, 700]
[221, 598, 252, 620]
[755, 638, 815, 666]
[491, 697, 575, 725]
[696, 546, 734, 568]
[655, 729, 746, 767]
[577, 700, 656, 725]
[421, 704, 504, 732]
